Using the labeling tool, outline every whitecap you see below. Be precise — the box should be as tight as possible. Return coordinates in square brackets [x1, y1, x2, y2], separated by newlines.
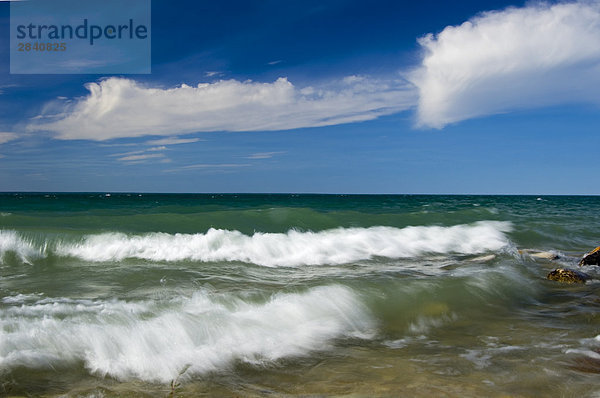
[0, 230, 43, 264]
[56, 221, 513, 267]
[0, 285, 374, 383]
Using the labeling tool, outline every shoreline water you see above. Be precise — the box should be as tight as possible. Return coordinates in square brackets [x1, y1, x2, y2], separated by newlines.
[2, 194, 600, 396]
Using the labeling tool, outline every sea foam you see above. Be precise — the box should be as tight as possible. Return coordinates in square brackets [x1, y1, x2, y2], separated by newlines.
[0, 230, 42, 265]
[0, 285, 374, 382]
[55, 221, 513, 267]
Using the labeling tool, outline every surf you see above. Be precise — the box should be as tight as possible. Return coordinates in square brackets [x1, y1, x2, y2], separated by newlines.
[0, 285, 373, 383]
[0, 221, 515, 267]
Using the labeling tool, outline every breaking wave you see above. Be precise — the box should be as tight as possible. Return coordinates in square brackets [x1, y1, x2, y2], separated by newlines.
[56, 221, 513, 266]
[0, 230, 42, 265]
[0, 285, 374, 383]
[1, 221, 513, 267]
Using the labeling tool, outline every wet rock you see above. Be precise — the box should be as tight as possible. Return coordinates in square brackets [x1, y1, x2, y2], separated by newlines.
[547, 268, 588, 284]
[531, 251, 560, 260]
[518, 249, 560, 260]
[579, 246, 600, 266]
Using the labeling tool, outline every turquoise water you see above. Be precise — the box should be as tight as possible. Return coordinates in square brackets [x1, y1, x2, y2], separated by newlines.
[2, 194, 600, 397]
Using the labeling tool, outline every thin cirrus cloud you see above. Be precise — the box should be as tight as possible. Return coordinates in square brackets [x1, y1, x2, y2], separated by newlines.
[0, 132, 18, 144]
[410, 0, 600, 128]
[144, 137, 202, 146]
[29, 76, 415, 141]
[111, 146, 169, 163]
[117, 153, 166, 162]
[245, 151, 286, 159]
[147, 146, 167, 151]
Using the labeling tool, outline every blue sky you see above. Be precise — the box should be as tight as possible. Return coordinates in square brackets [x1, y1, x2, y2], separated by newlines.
[0, 0, 599, 194]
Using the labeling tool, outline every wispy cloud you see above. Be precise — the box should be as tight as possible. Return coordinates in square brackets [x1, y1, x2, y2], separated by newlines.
[109, 149, 144, 157]
[411, 0, 600, 128]
[111, 145, 168, 161]
[164, 163, 252, 173]
[0, 132, 18, 145]
[205, 71, 223, 77]
[117, 153, 166, 162]
[0, 84, 18, 94]
[29, 76, 415, 140]
[244, 151, 286, 159]
[144, 137, 202, 146]
[147, 146, 167, 151]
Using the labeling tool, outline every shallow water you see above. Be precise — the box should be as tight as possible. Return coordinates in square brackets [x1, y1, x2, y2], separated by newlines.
[2, 194, 600, 397]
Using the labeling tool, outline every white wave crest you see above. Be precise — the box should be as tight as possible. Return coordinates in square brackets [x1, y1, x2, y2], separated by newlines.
[0, 285, 373, 383]
[56, 221, 512, 267]
[0, 230, 42, 264]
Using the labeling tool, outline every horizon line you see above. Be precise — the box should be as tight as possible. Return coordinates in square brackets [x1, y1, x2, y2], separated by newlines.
[1, 191, 599, 197]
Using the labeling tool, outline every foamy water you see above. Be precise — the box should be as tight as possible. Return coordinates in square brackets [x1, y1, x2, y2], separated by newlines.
[2, 194, 600, 397]
[6, 221, 516, 266]
[0, 285, 374, 383]
[0, 230, 42, 264]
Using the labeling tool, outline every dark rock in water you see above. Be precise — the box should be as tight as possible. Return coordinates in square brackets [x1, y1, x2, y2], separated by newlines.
[547, 268, 588, 284]
[579, 246, 600, 266]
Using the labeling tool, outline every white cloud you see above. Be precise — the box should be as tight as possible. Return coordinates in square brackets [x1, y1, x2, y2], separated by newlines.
[110, 149, 144, 157]
[0, 132, 18, 144]
[117, 153, 165, 162]
[147, 146, 167, 151]
[26, 2, 600, 137]
[245, 151, 286, 159]
[205, 71, 223, 77]
[29, 76, 415, 140]
[111, 145, 166, 161]
[144, 137, 202, 146]
[0, 84, 18, 94]
[411, 1, 600, 128]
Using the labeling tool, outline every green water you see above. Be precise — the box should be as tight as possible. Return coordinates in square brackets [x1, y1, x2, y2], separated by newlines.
[2, 194, 600, 397]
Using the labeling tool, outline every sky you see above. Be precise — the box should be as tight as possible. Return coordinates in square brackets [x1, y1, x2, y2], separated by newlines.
[0, 0, 599, 194]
